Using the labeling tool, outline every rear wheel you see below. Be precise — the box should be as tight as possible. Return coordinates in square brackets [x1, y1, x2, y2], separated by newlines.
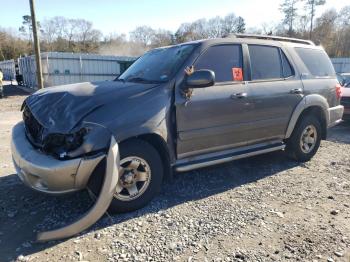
[89, 139, 163, 214]
[285, 115, 322, 162]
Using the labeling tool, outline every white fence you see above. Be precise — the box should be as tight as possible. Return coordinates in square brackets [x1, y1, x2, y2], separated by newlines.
[0, 59, 16, 81]
[331, 58, 350, 73]
[18, 52, 136, 88]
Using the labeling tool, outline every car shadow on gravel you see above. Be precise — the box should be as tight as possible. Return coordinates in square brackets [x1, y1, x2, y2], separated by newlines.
[0, 151, 299, 261]
[327, 120, 350, 144]
[0, 174, 93, 261]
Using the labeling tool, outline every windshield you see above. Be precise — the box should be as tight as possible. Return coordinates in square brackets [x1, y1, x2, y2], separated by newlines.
[118, 44, 196, 83]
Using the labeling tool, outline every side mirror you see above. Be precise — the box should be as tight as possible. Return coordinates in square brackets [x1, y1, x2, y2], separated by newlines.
[186, 69, 215, 88]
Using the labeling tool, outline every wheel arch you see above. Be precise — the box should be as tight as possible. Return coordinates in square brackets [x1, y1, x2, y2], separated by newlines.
[120, 133, 173, 180]
[285, 94, 329, 140]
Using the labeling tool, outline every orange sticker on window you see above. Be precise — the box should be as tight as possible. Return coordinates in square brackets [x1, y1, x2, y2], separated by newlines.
[232, 67, 243, 81]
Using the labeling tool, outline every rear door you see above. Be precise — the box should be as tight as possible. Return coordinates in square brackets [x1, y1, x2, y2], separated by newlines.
[246, 44, 304, 143]
[175, 44, 254, 158]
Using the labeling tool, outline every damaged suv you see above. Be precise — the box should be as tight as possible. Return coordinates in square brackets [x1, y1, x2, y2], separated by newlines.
[12, 34, 343, 215]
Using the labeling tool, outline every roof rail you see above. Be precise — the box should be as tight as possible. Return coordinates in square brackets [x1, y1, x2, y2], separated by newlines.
[226, 33, 315, 46]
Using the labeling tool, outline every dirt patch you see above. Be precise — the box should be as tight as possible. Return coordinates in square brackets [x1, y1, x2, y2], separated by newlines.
[0, 86, 349, 262]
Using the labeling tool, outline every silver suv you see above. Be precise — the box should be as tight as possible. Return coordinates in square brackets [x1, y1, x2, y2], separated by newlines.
[12, 34, 343, 218]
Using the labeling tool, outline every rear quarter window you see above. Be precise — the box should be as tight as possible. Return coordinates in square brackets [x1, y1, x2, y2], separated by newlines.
[295, 48, 335, 77]
[281, 51, 294, 78]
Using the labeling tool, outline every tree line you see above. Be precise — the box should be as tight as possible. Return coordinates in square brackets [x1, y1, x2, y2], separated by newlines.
[0, 3, 349, 61]
[277, 0, 350, 57]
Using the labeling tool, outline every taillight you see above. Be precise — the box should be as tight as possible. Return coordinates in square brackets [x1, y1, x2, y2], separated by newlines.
[335, 84, 342, 99]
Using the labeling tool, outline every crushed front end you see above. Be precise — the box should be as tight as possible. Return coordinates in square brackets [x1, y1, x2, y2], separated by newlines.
[12, 104, 109, 194]
[12, 102, 120, 242]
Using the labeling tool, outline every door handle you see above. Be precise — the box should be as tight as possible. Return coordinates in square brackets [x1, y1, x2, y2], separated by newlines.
[290, 88, 303, 94]
[231, 92, 247, 99]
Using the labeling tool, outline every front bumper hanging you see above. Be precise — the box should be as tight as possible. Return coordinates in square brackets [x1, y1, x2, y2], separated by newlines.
[11, 122, 120, 242]
[37, 136, 120, 242]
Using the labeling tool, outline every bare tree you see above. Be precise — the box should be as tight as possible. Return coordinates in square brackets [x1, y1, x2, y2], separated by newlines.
[296, 14, 310, 35]
[191, 19, 209, 39]
[175, 14, 246, 42]
[40, 17, 102, 53]
[64, 19, 80, 50]
[130, 26, 156, 46]
[303, 0, 326, 39]
[222, 13, 238, 36]
[207, 16, 224, 38]
[151, 29, 173, 47]
[335, 5, 350, 57]
[175, 23, 195, 43]
[337, 5, 350, 26]
[313, 9, 337, 54]
[0, 27, 31, 60]
[73, 19, 101, 51]
[41, 17, 67, 50]
[280, 0, 299, 36]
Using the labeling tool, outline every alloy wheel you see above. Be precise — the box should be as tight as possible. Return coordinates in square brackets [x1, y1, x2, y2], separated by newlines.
[114, 156, 151, 201]
[300, 125, 317, 154]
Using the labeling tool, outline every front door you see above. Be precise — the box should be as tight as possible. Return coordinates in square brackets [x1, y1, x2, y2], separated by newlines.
[175, 44, 255, 158]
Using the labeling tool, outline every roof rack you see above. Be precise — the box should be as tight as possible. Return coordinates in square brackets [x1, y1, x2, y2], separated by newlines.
[226, 33, 315, 46]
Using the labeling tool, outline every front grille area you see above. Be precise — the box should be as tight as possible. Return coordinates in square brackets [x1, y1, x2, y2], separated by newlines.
[22, 104, 87, 158]
[23, 105, 44, 146]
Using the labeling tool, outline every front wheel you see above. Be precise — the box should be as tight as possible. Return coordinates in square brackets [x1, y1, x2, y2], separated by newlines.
[285, 115, 322, 162]
[89, 139, 164, 214]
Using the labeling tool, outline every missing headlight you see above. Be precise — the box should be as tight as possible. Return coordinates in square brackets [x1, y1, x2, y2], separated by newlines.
[42, 128, 89, 159]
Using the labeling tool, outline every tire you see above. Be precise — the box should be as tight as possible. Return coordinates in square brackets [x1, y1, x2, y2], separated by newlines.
[89, 139, 163, 214]
[285, 115, 322, 162]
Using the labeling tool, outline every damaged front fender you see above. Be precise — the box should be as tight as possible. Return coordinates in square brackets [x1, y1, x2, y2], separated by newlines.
[67, 122, 111, 158]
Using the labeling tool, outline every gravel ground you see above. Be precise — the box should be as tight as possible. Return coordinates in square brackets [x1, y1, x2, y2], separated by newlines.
[0, 84, 349, 262]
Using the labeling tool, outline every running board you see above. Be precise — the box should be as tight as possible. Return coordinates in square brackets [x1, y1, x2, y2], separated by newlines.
[175, 143, 285, 172]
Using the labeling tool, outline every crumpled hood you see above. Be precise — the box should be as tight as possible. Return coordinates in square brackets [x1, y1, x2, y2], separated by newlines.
[24, 80, 161, 134]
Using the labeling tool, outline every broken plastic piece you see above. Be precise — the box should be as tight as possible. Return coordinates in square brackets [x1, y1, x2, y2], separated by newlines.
[37, 136, 119, 242]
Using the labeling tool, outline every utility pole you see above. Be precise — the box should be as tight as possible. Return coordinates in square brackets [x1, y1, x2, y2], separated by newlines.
[309, 1, 315, 40]
[29, 0, 44, 89]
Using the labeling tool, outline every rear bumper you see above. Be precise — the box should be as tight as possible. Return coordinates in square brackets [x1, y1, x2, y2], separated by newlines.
[11, 122, 105, 195]
[328, 105, 344, 127]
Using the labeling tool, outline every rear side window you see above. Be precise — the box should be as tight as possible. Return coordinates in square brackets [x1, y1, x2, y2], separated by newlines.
[295, 48, 335, 77]
[195, 45, 243, 82]
[248, 45, 282, 80]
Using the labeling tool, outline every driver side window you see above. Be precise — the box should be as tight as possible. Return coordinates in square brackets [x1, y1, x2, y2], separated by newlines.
[194, 44, 243, 82]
